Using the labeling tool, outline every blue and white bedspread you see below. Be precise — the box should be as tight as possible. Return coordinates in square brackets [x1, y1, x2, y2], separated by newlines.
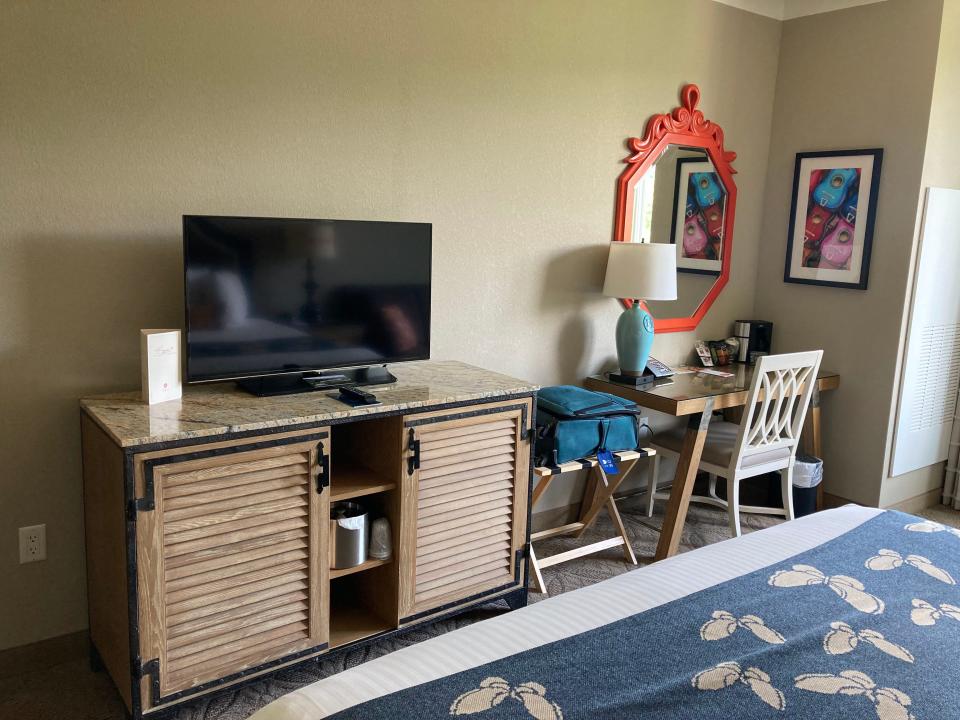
[252, 507, 960, 719]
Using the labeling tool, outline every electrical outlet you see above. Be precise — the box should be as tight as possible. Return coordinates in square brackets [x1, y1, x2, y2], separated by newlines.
[19, 524, 46, 564]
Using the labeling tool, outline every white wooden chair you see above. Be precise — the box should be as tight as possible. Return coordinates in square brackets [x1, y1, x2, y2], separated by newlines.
[645, 351, 823, 537]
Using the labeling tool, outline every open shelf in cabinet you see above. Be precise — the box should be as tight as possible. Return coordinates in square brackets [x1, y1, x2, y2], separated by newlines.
[330, 556, 390, 579]
[329, 565, 398, 648]
[328, 490, 396, 580]
[329, 416, 402, 502]
[330, 461, 396, 501]
[329, 603, 393, 648]
[326, 415, 403, 648]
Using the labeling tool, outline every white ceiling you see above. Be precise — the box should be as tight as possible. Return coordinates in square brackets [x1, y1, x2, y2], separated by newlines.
[712, 0, 887, 20]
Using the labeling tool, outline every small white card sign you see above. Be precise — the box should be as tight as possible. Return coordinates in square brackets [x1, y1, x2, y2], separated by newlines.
[141, 329, 182, 405]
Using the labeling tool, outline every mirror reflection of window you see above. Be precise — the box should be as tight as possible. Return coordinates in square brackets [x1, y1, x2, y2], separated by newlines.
[624, 145, 727, 319]
[631, 165, 657, 243]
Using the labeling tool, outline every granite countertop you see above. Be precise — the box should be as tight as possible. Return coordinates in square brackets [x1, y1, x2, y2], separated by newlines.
[80, 360, 539, 448]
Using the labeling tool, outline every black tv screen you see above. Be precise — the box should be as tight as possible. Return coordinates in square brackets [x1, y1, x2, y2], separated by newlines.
[183, 215, 431, 383]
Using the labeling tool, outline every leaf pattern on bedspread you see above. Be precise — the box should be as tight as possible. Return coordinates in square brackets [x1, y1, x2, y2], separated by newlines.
[794, 671, 917, 720]
[700, 610, 786, 644]
[865, 549, 956, 585]
[904, 519, 960, 539]
[450, 677, 563, 720]
[767, 564, 885, 614]
[692, 662, 786, 710]
[822, 622, 914, 662]
[310, 511, 960, 720]
[910, 598, 960, 626]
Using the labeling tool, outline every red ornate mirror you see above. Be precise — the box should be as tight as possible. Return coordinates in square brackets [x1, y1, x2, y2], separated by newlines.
[613, 84, 738, 333]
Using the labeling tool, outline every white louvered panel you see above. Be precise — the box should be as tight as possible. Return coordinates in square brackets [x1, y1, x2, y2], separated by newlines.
[893, 188, 960, 476]
[413, 418, 518, 609]
[908, 323, 960, 432]
[157, 449, 315, 695]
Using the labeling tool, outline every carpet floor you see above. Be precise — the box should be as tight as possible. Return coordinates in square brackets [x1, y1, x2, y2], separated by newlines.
[4, 500, 958, 720]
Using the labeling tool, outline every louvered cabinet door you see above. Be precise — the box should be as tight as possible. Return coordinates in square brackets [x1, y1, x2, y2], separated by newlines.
[400, 400, 531, 617]
[134, 433, 329, 705]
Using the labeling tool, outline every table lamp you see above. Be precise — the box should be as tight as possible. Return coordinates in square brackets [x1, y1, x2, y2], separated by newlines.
[602, 242, 677, 382]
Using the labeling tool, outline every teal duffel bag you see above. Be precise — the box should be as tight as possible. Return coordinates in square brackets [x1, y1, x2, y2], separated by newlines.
[534, 385, 646, 466]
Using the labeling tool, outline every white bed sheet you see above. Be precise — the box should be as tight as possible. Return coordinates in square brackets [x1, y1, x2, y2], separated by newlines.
[252, 505, 883, 720]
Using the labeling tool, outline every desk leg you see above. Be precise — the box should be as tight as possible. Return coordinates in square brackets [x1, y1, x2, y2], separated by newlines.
[654, 399, 714, 561]
[803, 386, 823, 510]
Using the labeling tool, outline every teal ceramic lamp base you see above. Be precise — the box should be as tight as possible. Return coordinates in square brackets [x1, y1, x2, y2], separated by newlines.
[615, 300, 655, 375]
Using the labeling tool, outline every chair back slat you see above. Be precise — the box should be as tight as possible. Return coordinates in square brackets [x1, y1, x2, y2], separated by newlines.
[731, 351, 823, 473]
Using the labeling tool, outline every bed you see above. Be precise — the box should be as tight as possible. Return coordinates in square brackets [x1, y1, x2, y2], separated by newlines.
[251, 506, 960, 719]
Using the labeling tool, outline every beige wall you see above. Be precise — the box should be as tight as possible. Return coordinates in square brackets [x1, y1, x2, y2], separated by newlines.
[752, 0, 943, 507]
[0, 1, 781, 649]
[880, 0, 960, 507]
[921, 0, 960, 190]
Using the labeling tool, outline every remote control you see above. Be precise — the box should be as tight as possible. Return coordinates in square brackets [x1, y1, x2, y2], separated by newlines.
[337, 386, 380, 406]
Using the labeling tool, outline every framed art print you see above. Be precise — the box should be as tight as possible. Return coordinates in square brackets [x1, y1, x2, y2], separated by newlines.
[784, 148, 883, 289]
[670, 156, 726, 275]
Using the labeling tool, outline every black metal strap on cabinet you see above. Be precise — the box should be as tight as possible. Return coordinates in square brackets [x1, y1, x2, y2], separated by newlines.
[128, 431, 329, 517]
[405, 402, 529, 430]
[407, 428, 420, 476]
[140, 658, 160, 708]
[131, 471, 156, 517]
[399, 581, 520, 625]
[316, 446, 330, 493]
[515, 546, 528, 581]
[404, 402, 531, 473]
[149, 642, 328, 708]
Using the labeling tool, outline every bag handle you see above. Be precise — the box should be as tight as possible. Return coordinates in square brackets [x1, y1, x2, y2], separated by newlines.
[574, 400, 617, 416]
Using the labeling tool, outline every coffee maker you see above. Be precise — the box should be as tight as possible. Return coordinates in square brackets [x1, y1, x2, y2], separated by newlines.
[733, 320, 773, 364]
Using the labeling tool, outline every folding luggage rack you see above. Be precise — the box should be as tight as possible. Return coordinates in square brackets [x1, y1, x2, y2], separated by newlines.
[528, 447, 656, 595]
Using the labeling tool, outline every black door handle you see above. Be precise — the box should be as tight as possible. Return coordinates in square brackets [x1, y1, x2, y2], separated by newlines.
[316, 450, 330, 493]
[407, 428, 420, 475]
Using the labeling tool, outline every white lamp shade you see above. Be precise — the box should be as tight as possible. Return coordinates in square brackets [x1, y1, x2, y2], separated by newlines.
[602, 242, 678, 301]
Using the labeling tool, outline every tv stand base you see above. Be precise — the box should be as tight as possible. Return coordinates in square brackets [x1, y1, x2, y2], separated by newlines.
[237, 364, 398, 397]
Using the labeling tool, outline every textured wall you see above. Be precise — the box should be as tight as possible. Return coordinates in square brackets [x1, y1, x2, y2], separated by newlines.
[752, 0, 943, 507]
[921, 0, 960, 190]
[880, 0, 960, 508]
[0, 0, 781, 649]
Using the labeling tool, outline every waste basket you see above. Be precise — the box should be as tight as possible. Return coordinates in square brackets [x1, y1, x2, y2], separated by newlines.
[792, 454, 823, 518]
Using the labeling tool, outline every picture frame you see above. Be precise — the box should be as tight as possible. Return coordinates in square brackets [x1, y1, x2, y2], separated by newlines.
[669, 156, 726, 275]
[694, 340, 714, 367]
[784, 148, 883, 289]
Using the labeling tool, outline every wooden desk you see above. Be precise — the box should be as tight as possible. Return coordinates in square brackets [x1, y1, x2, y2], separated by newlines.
[585, 366, 839, 561]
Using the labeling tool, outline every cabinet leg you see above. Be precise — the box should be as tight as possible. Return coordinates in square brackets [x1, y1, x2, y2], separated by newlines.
[504, 588, 528, 610]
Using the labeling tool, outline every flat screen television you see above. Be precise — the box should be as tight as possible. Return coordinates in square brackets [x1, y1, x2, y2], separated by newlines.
[183, 215, 431, 394]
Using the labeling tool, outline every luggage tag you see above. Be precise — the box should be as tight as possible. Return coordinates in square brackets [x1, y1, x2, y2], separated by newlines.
[597, 449, 619, 474]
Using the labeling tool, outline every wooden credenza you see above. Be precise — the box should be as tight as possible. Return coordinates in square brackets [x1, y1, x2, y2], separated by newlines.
[80, 361, 536, 718]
